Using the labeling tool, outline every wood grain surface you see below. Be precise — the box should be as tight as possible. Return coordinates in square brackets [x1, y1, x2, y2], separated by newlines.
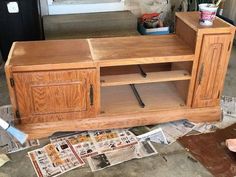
[18, 106, 221, 139]
[193, 34, 232, 107]
[101, 70, 191, 87]
[12, 69, 99, 123]
[9, 39, 95, 71]
[89, 35, 195, 67]
[176, 12, 234, 32]
[101, 82, 187, 115]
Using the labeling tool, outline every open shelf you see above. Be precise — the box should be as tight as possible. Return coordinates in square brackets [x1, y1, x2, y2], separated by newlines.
[101, 82, 187, 115]
[101, 70, 191, 87]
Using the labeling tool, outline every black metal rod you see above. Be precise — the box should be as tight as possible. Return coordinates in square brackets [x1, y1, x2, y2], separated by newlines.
[137, 65, 147, 78]
[130, 84, 145, 108]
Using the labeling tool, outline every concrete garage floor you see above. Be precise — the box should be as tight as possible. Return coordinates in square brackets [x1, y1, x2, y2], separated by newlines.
[0, 46, 236, 177]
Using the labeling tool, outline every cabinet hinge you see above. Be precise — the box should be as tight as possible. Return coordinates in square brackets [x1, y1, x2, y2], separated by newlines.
[90, 84, 94, 106]
[15, 110, 20, 118]
[228, 41, 232, 51]
[10, 78, 15, 87]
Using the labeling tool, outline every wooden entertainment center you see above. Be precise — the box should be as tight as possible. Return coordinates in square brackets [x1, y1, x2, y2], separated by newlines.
[5, 12, 235, 139]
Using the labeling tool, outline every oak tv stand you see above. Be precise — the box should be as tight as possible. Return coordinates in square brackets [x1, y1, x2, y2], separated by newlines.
[5, 12, 235, 139]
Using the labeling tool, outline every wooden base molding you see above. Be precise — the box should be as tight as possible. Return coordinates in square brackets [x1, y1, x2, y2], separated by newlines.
[18, 106, 221, 139]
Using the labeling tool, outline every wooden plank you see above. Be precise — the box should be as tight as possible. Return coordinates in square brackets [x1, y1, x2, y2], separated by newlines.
[187, 30, 205, 107]
[101, 82, 186, 115]
[17, 106, 221, 139]
[8, 39, 95, 71]
[175, 12, 234, 32]
[101, 70, 191, 87]
[101, 63, 171, 76]
[4, 43, 19, 124]
[89, 35, 195, 67]
[11, 62, 98, 72]
[171, 62, 192, 104]
[175, 16, 197, 51]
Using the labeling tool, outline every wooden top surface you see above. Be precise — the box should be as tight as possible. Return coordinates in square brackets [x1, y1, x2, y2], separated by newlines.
[176, 12, 235, 32]
[89, 35, 194, 66]
[6, 12, 235, 71]
[7, 35, 195, 70]
[7, 39, 95, 69]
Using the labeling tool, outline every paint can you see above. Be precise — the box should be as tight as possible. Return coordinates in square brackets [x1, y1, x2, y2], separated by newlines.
[199, 4, 218, 26]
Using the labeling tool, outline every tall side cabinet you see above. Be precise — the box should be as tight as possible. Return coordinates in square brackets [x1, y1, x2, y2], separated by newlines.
[5, 12, 235, 139]
[175, 12, 235, 108]
[193, 34, 232, 107]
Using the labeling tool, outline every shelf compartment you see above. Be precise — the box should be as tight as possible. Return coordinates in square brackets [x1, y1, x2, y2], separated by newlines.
[101, 70, 191, 87]
[101, 82, 187, 115]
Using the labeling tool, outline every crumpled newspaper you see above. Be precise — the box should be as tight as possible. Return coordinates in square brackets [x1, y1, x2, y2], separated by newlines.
[0, 154, 10, 167]
[221, 96, 236, 117]
[0, 105, 39, 154]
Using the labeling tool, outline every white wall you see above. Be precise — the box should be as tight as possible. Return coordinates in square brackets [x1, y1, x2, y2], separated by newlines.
[39, 0, 184, 16]
[40, 0, 49, 16]
[48, 2, 126, 14]
[223, 0, 236, 23]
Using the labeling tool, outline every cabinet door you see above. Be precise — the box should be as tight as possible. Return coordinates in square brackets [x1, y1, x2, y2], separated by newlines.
[13, 69, 98, 123]
[193, 34, 232, 107]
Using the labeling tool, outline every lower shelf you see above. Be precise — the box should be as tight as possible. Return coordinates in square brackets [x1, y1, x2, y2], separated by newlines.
[101, 70, 191, 87]
[101, 82, 186, 115]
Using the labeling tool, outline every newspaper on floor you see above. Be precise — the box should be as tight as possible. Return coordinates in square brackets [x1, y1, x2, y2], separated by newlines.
[0, 105, 40, 154]
[28, 140, 85, 177]
[0, 131, 40, 154]
[192, 123, 218, 134]
[50, 131, 97, 158]
[151, 119, 196, 144]
[50, 129, 138, 158]
[147, 118, 234, 144]
[29, 129, 140, 176]
[137, 128, 168, 144]
[87, 140, 157, 172]
[192, 96, 236, 134]
[0, 154, 10, 167]
[221, 96, 236, 117]
[0, 105, 14, 124]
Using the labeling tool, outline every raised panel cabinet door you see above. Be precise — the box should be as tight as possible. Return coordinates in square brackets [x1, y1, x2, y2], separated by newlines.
[193, 34, 232, 107]
[12, 69, 98, 123]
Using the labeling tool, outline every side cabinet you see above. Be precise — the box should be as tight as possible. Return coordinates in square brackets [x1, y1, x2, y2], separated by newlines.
[193, 34, 232, 107]
[11, 69, 99, 124]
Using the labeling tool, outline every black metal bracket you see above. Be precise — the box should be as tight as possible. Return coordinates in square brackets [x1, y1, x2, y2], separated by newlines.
[16, 110, 20, 118]
[10, 78, 15, 87]
[90, 84, 94, 106]
[137, 65, 147, 78]
[130, 84, 145, 108]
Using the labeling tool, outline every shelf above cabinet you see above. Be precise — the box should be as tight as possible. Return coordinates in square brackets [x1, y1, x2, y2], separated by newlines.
[101, 70, 191, 87]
